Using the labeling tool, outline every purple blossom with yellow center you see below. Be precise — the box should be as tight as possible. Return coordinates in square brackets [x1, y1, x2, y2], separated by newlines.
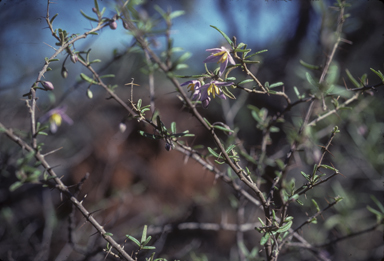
[203, 46, 235, 76]
[181, 80, 201, 100]
[199, 81, 234, 108]
[40, 105, 73, 133]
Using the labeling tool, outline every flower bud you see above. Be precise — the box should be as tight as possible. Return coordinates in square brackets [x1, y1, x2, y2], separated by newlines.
[92, 7, 97, 13]
[70, 54, 78, 64]
[109, 21, 117, 30]
[41, 81, 54, 91]
[123, 21, 129, 30]
[61, 67, 68, 78]
[87, 89, 93, 99]
[119, 122, 127, 133]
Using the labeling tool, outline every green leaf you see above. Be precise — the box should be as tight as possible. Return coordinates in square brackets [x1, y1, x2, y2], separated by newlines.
[169, 10, 185, 20]
[246, 49, 268, 59]
[50, 13, 59, 24]
[276, 221, 292, 233]
[221, 86, 236, 99]
[126, 235, 141, 247]
[260, 233, 270, 245]
[233, 48, 251, 53]
[207, 147, 220, 158]
[345, 69, 360, 88]
[171, 122, 176, 134]
[89, 32, 98, 35]
[210, 25, 233, 45]
[251, 111, 262, 123]
[99, 74, 115, 79]
[10, 181, 23, 192]
[80, 10, 98, 22]
[203, 117, 212, 128]
[142, 246, 156, 250]
[367, 205, 382, 217]
[225, 144, 236, 153]
[142, 236, 152, 246]
[300, 60, 320, 70]
[293, 86, 301, 99]
[300, 171, 309, 180]
[104, 232, 113, 237]
[238, 79, 254, 85]
[177, 52, 192, 63]
[312, 199, 320, 212]
[137, 99, 142, 109]
[94, 0, 99, 12]
[141, 225, 148, 243]
[269, 82, 284, 89]
[213, 125, 234, 134]
[306, 72, 319, 88]
[80, 73, 98, 85]
[370, 195, 384, 213]
[320, 164, 338, 172]
[269, 126, 280, 133]
[243, 60, 260, 64]
[175, 64, 189, 70]
[48, 58, 59, 62]
[139, 131, 162, 140]
[370, 68, 384, 83]
[154, 5, 167, 20]
[89, 59, 101, 64]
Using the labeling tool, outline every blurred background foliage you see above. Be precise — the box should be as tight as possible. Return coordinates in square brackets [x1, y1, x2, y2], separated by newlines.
[0, 0, 383, 260]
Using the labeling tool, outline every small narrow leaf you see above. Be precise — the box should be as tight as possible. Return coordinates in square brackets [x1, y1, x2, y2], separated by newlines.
[370, 68, 384, 83]
[171, 122, 176, 134]
[246, 49, 268, 59]
[306, 72, 319, 88]
[100, 74, 115, 78]
[225, 144, 236, 153]
[203, 117, 212, 128]
[137, 99, 142, 109]
[141, 225, 148, 244]
[269, 82, 284, 89]
[276, 221, 292, 233]
[345, 69, 360, 88]
[80, 10, 98, 22]
[80, 73, 98, 84]
[94, 0, 99, 12]
[169, 10, 185, 20]
[50, 13, 59, 24]
[207, 147, 220, 158]
[312, 199, 320, 212]
[126, 235, 141, 246]
[221, 86, 236, 99]
[370, 195, 384, 214]
[213, 125, 234, 133]
[260, 233, 270, 245]
[210, 25, 233, 45]
[142, 246, 156, 250]
[300, 60, 320, 70]
[238, 79, 254, 85]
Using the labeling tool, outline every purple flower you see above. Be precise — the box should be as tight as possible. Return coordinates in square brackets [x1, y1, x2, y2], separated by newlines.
[40, 81, 54, 91]
[203, 46, 235, 76]
[199, 81, 234, 108]
[181, 80, 201, 100]
[40, 105, 73, 133]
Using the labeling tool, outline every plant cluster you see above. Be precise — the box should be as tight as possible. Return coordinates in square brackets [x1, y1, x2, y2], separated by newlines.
[0, 0, 383, 261]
